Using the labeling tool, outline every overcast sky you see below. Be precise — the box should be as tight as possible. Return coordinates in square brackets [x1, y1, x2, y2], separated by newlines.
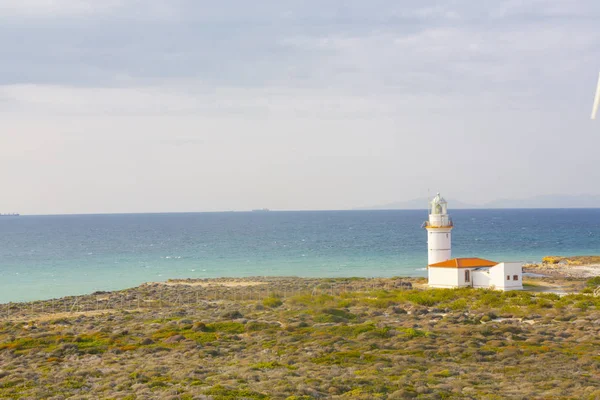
[1, 0, 599, 214]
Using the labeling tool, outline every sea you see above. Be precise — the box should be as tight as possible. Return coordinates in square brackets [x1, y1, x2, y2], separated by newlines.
[0, 209, 599, 303]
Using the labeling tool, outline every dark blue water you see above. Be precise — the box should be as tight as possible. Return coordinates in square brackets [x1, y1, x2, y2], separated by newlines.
[0, 209, 598, 303]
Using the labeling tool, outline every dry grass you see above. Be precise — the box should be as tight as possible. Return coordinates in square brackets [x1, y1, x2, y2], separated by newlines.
[0, 278, 599, 399]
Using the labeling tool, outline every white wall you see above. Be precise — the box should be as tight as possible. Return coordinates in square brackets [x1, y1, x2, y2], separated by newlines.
[428, 267, 460, 288]
[427, 227, 452, 265]
[490, 262, 523, 291]
[472, 268, 491, 289]
[457, 268, 478, 288]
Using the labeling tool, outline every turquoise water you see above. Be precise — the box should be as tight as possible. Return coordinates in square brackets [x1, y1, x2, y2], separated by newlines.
[0, 209, 599, 303]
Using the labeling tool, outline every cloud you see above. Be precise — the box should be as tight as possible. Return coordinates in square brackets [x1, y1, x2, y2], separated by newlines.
[1, 0, 600, 213]
[0, 0, 125, 17]
[0, 83, 406, 119]
[1, 0, 599, 96]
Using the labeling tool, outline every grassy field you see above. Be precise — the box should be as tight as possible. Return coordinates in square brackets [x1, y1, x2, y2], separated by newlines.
[0, 277, 599, 399]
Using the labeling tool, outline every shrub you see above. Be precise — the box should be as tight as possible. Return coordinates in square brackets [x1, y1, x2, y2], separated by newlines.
[208, 322, 245, 334]
[221, 310, 244, 319]
[250, 361, 282, 370]
[398, 328, 431, 339]
[313, 308, 357, 323]
[450, 298, 468, 311]
[263, 297, 283, 308]
[312, 351, 379, 365]
[574, 300, 594, 311]
[542, 256, 562, 264]
[432, 369, 453, 378]
[289, 293, 334, 306]
[247, 322, 277, 332]
[205, 384, 269, 399]
[326, 323, 376, 338]
[586, 277, 600, 287]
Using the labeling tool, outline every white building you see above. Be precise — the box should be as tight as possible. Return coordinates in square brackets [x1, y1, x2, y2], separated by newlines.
[424, 194, 523, 291]
[428, 258, 523, 291]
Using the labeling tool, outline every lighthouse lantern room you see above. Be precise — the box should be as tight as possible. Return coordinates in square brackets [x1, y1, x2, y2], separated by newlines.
[424, 193, 453, 266]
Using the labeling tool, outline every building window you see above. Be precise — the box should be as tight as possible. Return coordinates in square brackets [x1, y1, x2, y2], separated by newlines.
[513, 275, 519, 281]
[465, 270, 470, 283]
[507, 275, 510, 280]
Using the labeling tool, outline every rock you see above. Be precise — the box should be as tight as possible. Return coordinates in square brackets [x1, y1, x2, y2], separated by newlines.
[415, 385, 432, 394]
[192, 322, 208, 332]
[221, 310, 243, 319]
[140, 338, 155, 345]
[394, 281, 413, 289]
[163, 335, 185, 344]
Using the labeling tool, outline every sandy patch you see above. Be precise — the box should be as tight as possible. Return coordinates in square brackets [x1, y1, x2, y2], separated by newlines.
[572, 265, 600, 277]
[524, 264, 600, 278]
[9, 309, 126, 323]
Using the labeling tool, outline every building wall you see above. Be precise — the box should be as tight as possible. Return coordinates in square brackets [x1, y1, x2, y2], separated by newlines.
[490, 262, 523, 291]
[429, 263, 523, 291]
[472, 269, 491, 288]
[428, 267, 460, 288]
[427, 228, 452, 265]
[457, 268, 474, 287]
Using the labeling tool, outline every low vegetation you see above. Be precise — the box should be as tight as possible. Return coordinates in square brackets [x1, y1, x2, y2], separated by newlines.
[0, 277, 599, 399]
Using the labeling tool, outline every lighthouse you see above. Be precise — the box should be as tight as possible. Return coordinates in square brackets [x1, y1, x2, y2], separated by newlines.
[424, 194, 524, 291]
[424, 193, 453, 265]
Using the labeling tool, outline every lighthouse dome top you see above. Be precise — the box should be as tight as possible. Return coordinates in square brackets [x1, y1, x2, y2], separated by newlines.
[430, 193, 449, 215]
[431, 193, 447, 205]
[430, 193, 448, 214]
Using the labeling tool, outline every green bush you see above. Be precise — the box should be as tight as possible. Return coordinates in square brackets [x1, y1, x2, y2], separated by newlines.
[205, 384, 269, 399]
[450, 298, 468, 310]
[586, 276, 600, 287]
[208, 322, 245, 334]
[312, 350, 380, 365]
[313, 308, 357, 323]
[398, 328, 431, 339]
[250, 361, 281, 370]
[263, 297, 283, 308]
[326, 323, 376, 338]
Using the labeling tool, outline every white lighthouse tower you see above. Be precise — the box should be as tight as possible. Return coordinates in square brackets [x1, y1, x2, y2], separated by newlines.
[424, 193, 453, 265]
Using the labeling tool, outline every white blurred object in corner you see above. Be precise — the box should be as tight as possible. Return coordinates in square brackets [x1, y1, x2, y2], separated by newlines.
[592, 71, 600, 120]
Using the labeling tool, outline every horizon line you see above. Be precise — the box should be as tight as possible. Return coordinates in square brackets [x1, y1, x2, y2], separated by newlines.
[10, 206, 600, 217]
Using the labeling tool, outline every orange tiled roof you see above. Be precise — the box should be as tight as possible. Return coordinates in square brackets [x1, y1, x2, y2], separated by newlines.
[428, 257, 497, 268]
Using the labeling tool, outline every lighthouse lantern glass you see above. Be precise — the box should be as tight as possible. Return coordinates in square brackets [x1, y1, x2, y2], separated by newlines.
[430, 194, 447, 215]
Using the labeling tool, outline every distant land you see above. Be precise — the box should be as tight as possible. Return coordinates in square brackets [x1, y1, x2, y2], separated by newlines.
[359, 194, 600, 210]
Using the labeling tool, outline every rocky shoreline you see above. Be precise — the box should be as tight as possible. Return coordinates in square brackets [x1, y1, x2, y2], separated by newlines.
[523, 263, 600, 278]
[0, 277, 421, 321]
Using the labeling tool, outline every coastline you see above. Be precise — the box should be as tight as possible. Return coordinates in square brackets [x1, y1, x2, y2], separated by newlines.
[3, 257, 600, 308]
[1, 268, 595, 314]
[0, 277, 425, 315]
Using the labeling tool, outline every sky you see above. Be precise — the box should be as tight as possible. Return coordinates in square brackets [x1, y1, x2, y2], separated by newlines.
[1, 0, 600, 214]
